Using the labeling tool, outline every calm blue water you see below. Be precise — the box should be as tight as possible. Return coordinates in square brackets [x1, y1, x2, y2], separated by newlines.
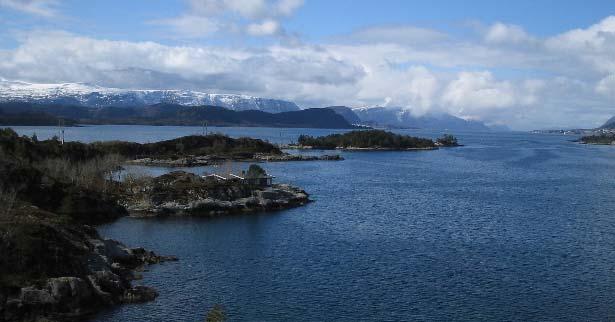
[12, 125, 615, 321]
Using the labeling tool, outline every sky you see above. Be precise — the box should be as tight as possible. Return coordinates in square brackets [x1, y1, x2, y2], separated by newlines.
[0, 0, 614, 130]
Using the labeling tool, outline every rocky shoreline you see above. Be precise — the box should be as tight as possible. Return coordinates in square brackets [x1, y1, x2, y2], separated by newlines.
[121, 171, 310, 217]
[125, 153, 343, 167]
[1, 213, 177, 322]
[282, 144, 439, 151]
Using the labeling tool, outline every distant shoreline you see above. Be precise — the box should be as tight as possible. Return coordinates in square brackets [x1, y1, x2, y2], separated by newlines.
[281, 144, 439, 151]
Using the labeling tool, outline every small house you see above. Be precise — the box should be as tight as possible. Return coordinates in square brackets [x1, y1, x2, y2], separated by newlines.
[230, 173, 275, 187]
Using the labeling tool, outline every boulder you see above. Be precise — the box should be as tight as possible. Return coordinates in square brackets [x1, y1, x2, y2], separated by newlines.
[123, 286, 158, 303]
[47, 277, 92, 302]
[19, 287, 55, 305]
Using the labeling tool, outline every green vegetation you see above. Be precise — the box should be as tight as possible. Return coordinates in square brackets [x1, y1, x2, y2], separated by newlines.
[0, 128, 281, 164]
[436, 134, 459, 146]
[0, 130, 127, 225]
[0, 109, 77, 126]
[0, 128, 286, 223]
[205, 304, 227, 322]
[245, 164, 267, 178]
[93, 134, 282, 159]
[579, 133, 615, 145]
[0, 128, 129, 298]
[297, 130, 459, 149]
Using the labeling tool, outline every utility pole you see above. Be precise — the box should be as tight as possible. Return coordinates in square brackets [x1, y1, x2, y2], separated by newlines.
[58, 119, 65, 145]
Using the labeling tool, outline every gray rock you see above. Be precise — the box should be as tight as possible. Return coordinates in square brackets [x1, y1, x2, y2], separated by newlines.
[47, 277, 92, 302]
[103, 239, 133, 264]
[123, 286, 158, 303]
[19, 287, 55, 305]
[122, 171, 310, 217]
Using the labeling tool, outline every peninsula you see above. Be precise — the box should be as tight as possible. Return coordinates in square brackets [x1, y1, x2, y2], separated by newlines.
[0, 128, 312, 321]
[578, 133, 615, 145]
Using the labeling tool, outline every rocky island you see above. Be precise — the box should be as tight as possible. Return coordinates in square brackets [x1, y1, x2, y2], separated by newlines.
[121, 168, 309, 217]
[0, 128, 312, 321]
[289, 130, 460, 150]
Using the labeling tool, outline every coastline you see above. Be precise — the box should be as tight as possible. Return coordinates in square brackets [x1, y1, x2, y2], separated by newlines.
[281, 144, 439, 151]
[125, 153, 343, 167]
[0, 129, 315, 322]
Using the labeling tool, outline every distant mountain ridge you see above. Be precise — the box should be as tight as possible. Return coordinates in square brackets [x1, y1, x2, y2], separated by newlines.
[600, 116, 615, 129]
[328, 106, 491, 131]
[325, 106, 362, 124]
[0, 102, 354, 129]
[0, 79, 300, 113]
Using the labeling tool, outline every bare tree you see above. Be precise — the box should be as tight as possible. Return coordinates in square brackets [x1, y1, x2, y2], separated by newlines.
[0, 185, 17, 216]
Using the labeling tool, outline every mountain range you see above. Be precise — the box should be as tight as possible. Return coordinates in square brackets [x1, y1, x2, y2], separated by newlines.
[327, 106, 492, 131]
[0, 102, 354, 129]
[0, 79, 300, 113]
[0, 79, 496, 131]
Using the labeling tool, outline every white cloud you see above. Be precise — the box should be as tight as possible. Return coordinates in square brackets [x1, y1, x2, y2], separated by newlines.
[154, 15, 221, 38]
[441, 71, 516, 112]
[0, 31, 363, 97]
[596, 74, 615, 98]
[246, 19, 280, 36]
[546, 16, 615, 52]
[345, 25, 448, 45]
[156, 0, 304, 38]
[484, 23, 534, 44]
[0, 0, 59, 17]
[545, 16, 615, 75]
[275, 0, 303, 16]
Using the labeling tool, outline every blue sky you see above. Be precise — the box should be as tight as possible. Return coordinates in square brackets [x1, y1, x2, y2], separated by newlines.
[3, 0, 614, 44]
[0, 0, 614, 129]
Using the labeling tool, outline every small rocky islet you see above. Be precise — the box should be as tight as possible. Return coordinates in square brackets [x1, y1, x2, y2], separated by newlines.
[121, 170, 310, 217]
[578, 133, 615, 145]
[0, 128, 459, 321]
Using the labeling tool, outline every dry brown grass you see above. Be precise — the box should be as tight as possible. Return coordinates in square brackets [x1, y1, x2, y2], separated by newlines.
[36, 154, 125, 193]
[122, 168, 153, 194]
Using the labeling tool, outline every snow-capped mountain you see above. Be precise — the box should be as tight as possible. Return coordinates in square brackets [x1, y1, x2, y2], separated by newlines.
[0, 79, 301, 113]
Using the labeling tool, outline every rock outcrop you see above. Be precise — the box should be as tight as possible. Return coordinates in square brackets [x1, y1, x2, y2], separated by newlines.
[121, 171, 310, 217]
[0, 215, 177, 322]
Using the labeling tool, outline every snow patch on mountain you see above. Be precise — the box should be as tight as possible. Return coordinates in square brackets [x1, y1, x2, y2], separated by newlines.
[0, 80, 301, 113]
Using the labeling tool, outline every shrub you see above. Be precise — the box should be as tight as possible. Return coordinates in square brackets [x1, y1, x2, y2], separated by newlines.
[245, 164, 267, 178]
[205, 304, 226, 322]
[35, 154, 124, 193]
[298, 130, 435, 149]
[436, 134, 459, 146]
[0, 185, 16, 216]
